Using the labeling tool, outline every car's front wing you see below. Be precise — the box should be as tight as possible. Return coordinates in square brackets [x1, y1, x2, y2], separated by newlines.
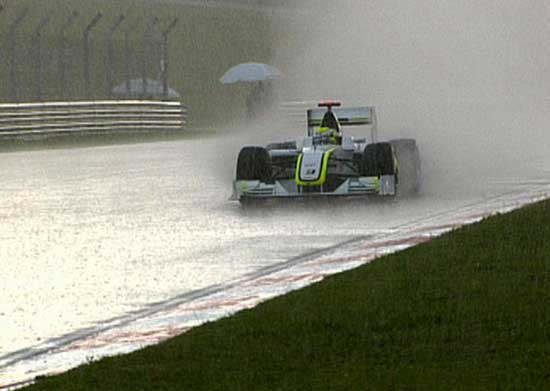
[231, 175, 396, 201]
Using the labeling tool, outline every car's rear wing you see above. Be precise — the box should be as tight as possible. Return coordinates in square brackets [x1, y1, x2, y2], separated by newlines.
[307, 106, 378, 141]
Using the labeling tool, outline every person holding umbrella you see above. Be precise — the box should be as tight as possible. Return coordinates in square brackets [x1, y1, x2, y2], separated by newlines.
[220, 62, 282, 120]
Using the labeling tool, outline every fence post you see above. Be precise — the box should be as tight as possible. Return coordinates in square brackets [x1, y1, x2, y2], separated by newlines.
[107, 14, 125, 98]
[124, 17, 142, 97]
[161, 18, 178, 99]
[142, 17, 158, 98]
[0, 5, 4, 98]
[83, 12, 102, 98]
[9, 8, 29, 102]
[33, 15, 51, 101]
[59, 11, 78, 99]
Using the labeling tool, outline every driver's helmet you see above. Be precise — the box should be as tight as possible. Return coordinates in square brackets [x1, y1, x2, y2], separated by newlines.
[317, 126, 335, 137]
[317, 126, 341, 144]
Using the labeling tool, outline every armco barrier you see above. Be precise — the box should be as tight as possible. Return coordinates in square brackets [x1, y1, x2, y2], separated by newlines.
[0, 100, 187, 137]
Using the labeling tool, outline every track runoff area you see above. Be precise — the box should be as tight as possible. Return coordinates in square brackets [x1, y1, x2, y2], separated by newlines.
[2, 181, 550, 389]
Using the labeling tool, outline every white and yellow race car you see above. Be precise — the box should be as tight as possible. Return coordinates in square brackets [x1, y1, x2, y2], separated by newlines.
[232, 101, 420, 202]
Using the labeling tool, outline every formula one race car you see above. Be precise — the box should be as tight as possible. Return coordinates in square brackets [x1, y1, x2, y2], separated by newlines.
[232, 101, 420, 202]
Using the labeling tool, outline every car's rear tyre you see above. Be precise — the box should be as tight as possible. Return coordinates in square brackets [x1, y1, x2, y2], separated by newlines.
[390, 138, 421, 195]
[236, 146, 273, 183]
[361, 142, 395, 176]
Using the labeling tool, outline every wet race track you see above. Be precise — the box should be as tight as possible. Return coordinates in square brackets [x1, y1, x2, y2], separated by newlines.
[1, 133, 550, 387]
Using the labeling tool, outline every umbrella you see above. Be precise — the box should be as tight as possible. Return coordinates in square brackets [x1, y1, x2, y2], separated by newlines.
[220, 62, 282, 84]
[112, 79, 181, 99]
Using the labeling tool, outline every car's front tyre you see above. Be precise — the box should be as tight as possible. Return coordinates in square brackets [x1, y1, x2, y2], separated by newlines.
[236, 146, 273, 183]
[361, 142, 395, 176]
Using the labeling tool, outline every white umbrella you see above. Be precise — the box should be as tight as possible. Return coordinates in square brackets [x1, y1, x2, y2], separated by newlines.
[220, 62, 282, 84]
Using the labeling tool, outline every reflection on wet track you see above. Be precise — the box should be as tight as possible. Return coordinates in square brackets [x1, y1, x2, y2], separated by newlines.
[1, 137, 549, 387]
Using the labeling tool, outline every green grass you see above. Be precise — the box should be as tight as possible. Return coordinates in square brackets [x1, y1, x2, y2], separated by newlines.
[24, 199, 550, 390]
[0, 0, 274, 127]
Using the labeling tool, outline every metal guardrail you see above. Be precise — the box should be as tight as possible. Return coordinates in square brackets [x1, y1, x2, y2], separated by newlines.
[0, 100, 187, 137]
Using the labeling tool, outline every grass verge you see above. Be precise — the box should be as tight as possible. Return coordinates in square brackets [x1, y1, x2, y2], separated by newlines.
[26, 199, 550, 390]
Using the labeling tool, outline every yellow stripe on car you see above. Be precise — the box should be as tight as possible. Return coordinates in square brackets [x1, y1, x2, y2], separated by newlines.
[295, 148, 336, 186]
